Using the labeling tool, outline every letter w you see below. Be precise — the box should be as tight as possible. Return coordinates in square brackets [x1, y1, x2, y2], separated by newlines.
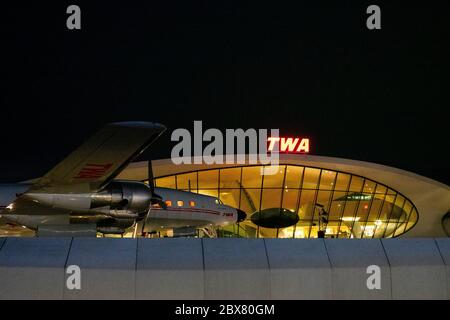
[280, 138, 299, 152]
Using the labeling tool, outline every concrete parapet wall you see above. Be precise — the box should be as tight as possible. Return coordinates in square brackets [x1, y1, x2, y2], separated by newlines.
[203, 238, 269, 299]
[136, 238, 204, 300]
[325, 239, 391, 299]
[265, 238, 331, 299]
[382, 238, 447, 299]
[0, 237, 448, 300]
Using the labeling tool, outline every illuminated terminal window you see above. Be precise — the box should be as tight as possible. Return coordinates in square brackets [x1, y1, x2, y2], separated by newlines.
[165, 200, 172, 207]
[154, 165, 419, 239]
[189, 201, 196, 207]
[177, 200, 184, 207]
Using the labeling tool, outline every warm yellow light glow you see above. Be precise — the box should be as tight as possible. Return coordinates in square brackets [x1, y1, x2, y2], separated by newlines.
[279, 227, 305, 238]
[294, 228, 305, 238]
[152, 164, 418, 239]
[363, 225, 375, 237]
[341, 216, 360, 222]
[198, 190, 219, 197]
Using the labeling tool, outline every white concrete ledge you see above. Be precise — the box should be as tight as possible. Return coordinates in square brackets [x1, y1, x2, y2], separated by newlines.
[325, 239, 391, 299]
[203, 238, 270, 299]
[265, 239, 331, 299]
[136, 238, 204, 300]
[0, 237, 448, 300]
[64, 238, 137, 300]
[435, 238, 450, 299]
[382, 238, 447, 299]
[0, 237, 72, 299]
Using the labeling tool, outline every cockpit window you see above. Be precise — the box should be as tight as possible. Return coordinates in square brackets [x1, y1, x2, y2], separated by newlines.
[215, 198, 223, 205]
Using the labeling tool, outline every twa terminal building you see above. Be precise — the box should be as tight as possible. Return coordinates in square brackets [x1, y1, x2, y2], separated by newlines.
[1, 145, 450, 300]
[117, 154, 450, 239]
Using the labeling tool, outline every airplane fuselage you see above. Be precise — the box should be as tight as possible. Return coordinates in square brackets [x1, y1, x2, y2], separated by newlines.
[0, 183, 243, 234]
[143, 188, 238, 231]
[0, 122, 246, 236]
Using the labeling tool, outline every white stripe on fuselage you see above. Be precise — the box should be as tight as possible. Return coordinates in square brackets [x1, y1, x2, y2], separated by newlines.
[0, 184, 30, 208]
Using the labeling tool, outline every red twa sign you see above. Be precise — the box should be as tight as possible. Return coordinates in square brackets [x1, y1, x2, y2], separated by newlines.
[74, 163, 113, 179]
[267, 137, 310, 153]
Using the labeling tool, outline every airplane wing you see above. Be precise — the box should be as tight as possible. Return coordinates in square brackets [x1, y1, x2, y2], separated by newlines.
[1, 195, 71, 216]
[31, 121, 166, 193]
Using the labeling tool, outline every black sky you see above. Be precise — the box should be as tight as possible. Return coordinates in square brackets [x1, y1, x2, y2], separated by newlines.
[1, 1, 449, 184]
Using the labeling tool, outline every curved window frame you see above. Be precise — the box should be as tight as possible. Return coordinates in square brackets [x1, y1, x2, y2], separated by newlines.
[148, 163, 419, 238]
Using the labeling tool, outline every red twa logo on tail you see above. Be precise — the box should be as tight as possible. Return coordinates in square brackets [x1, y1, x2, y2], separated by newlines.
[74, 163, 113, 179]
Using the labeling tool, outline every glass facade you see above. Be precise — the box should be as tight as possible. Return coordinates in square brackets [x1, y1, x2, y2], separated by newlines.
[151, 165, 419, 239]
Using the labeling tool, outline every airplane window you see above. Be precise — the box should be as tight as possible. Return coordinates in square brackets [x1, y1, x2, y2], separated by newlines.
[215, 198, 223, 205]
[165, 200, 172, 207]
[189, 201, 196, 207]
[177, 200, 184, 207]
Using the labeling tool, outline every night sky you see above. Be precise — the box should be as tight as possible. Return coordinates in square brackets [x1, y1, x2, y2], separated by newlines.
[1, 1, 449, 184]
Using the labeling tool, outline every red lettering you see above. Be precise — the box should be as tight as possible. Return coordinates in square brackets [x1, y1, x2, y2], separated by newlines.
[74, 163, 113, 179]
[280, 138, 299, 152]
[267, 137, 310, 153]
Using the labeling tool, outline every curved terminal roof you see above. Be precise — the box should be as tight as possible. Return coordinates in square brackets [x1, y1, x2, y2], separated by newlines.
[117, 154, 450, 237]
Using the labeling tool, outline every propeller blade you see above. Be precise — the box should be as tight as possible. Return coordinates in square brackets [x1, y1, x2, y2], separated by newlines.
[148, 160, 155, 194]
[147, 159, 167, 209]
[141, 159, 168, 237]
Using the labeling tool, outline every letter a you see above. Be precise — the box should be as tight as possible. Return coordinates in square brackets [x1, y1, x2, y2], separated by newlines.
[66, 5, 81, 30]
[66, 265, 81, 290]
[366, 265, 381, 290]
[366, 5, 381, 30]
[171, 128, 192, 164]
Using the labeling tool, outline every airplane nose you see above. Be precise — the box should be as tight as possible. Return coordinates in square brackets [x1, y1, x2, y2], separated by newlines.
[236, 209, 247, 222]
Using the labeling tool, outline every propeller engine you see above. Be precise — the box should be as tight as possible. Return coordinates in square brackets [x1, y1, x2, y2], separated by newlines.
[90, 180, 152, 219]
[89, 160, 167, 223]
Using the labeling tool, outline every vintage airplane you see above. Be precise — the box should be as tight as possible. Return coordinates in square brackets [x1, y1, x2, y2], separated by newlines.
[0, 122, 246, 237]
